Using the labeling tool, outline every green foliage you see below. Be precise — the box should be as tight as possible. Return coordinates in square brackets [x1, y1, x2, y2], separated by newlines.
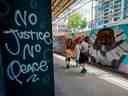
[79, 18, 87, 29]
[67, 12, 87, 30]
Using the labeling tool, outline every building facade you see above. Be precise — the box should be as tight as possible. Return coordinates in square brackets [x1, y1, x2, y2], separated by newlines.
[95, 0, 128, 28]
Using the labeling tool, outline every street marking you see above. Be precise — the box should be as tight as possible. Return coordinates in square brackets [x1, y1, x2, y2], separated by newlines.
[86, 65, 109, 75]
[54, 53, 128, 90]
[54, 54, 65, 60]
[99, 75, 128, 90]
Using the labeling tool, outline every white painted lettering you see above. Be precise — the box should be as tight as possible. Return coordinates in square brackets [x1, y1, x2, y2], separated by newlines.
[15, 10, 27, 26]
[5, 9, 51, 85]
[35, 44, 41, 53]
[15, 10, 37, 26]
[4, 29, 20, 55]
[28, 13, 37, 25]
[7, 60, 48, 84]
[7, 60, 22, 84]
[23, 44, 34, 60]
[43, 32, 52, 45]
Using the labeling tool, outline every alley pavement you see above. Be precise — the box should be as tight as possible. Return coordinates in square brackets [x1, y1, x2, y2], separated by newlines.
[54, 54, 128, 96]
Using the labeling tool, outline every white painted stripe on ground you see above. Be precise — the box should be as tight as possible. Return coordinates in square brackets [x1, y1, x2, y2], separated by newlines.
[54, 53, 128, 90]
[99, 76, 128, 90]
[86, 65, 109, 75]
[54, 54, 65, 60]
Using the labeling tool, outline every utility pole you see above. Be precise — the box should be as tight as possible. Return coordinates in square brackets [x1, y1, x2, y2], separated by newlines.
[91, 0, 94, 35]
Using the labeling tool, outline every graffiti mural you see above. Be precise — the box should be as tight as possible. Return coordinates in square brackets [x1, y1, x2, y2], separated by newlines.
[88, 24, 128, 74]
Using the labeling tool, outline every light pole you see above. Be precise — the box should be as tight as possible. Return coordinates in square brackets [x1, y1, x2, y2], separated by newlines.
[91, 0, 94, 35]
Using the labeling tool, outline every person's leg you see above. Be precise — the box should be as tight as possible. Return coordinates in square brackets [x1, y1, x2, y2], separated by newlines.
[80, 55, 88, 73]
[80, 64, 87, 73]
[76, 59, 79, 67]
[72, 57, 76, 67]
[66, 57, 70, 69]
[79, 53, 86, 73]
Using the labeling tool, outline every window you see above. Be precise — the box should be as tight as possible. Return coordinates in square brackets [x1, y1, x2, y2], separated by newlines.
[114, 8, 120, 12]
[113, 12, 120, 16]
[114, 3, 121, 8]
[104, 8, 109, 12]
[114, 0, 121, 4]
[104, 12, 109, 16]
[98, 20, 103, 25]
[104, 20, 109, 23]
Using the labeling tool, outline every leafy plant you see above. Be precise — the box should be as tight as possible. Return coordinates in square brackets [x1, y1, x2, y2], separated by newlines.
[67, 12, 87, 32]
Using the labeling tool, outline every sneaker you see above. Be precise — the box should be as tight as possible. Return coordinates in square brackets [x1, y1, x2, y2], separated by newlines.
[80, 68, 87, 73]
[66, 64, 70, 69]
